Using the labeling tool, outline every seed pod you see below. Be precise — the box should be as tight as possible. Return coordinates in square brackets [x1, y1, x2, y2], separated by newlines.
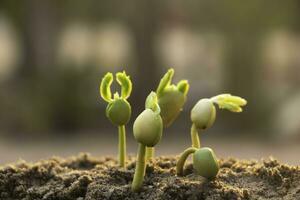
[191, 98, 216, 130]
[133, 109, 163, 147]
[158, 87, 186, 127]
[156, 69, 189, 127]
[106, 98, 131, 126]
[193, 147, 219, 179]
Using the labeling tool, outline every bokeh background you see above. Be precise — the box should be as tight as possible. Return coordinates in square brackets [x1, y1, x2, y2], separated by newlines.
[0, 0, 299, 165]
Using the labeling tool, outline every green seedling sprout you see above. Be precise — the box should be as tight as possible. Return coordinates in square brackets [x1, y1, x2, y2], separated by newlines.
[145, 68, 189, 160]
[176, 94, 247, 179]
[132, 92, 163, 192]
[176, 147, 219, 179]
[99, 71, 132, 168]
[190, 94, 247, 148]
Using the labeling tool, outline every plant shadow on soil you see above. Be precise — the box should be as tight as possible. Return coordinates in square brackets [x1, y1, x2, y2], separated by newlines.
[0, 153, 300, 200]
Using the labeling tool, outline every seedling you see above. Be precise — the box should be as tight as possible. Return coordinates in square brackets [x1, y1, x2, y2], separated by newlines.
[176, 147, 219, 179]
[146, 68, 189, 160]
[99, 71, 132, 168]
[132, 92, 163, 191]
[176, 94, 247, 179]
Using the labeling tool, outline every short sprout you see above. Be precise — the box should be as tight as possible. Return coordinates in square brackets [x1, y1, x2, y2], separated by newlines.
[176, 147, 219, 179]
[156, 68, 189, 127]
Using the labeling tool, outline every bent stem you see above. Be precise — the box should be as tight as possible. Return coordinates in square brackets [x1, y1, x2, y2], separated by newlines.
[191, 124, 200, 148]
[132, 143, 146, 191]
[176, 147, 198, 176]
[118, 125, 126, 168]
[145, 147, 155, 161]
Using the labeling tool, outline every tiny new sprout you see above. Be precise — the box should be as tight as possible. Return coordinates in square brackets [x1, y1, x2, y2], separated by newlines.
[176, 94, 247, 179]
[176, 147, 219, 179]
[132, 92, 163, 192]
[145, 68, 189, 160]
[99, 71, 132, 168]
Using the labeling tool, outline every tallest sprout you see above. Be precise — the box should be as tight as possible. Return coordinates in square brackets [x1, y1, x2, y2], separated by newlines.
[99, 71, 132, 168]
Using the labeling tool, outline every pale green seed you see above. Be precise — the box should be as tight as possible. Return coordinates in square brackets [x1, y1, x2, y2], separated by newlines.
[133, 109, 163, 147]
[106, 98, 131, 126]
[193, 147, 219, 179]
[191, 98, 216, 130]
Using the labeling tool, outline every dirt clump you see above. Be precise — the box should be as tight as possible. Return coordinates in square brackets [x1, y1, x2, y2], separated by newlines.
[0, 153, 299, 200]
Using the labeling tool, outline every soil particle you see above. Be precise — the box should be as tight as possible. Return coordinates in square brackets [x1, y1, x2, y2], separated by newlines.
[0, 153, 299, 200]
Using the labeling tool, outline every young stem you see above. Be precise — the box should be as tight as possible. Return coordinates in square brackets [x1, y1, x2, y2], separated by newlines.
[191, 124, 200, 148]
[118, 125, 126, 168]
[176, 147, 198, 176]
[145, 147, 155, 161]
[132, 143, 147, 191]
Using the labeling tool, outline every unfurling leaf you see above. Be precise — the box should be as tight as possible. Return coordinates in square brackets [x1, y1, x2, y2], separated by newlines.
[116, 71, 132, 99]
[100, 72, 113, 103]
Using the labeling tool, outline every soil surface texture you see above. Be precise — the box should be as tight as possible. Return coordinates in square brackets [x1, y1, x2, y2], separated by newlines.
[0, 153, 299, 200]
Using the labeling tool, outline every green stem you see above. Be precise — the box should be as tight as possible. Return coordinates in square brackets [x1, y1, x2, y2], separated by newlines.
[118, 125, 126, 168]
[145, 147, 155, 161]
[132, 143, 147, 191]
[191, 124, 200, 148]
[176, 147, 197, 176]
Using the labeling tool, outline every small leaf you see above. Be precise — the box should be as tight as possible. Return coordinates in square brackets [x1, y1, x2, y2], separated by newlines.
[177, 80, 189, 96]
[100, 72, 113, 102]
[116, 71, 132, 99]
[211, 94, 247, 113]
[145, 92, 161, 114]
[218, 102, 242, 112]
[156, 68, 174, 97]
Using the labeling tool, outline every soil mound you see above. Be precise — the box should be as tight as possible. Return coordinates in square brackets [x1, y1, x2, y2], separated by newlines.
[0, 153, 299, 200]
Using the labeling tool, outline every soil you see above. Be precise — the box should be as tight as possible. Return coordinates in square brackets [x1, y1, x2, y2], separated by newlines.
[0, 153, 299, 200]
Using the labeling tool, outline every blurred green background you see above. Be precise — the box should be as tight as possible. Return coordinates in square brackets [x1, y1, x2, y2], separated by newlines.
[0, 0, 299, 165]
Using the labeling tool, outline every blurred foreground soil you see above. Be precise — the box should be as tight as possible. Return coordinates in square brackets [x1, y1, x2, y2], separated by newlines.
[0, 154, 299, 199]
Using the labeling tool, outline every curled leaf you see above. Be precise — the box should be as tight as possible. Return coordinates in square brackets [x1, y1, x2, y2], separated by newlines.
[156, 68, 174, 97]
[116, 71, 132, 99]
[177, 80, 189, 96]
[211, 94, 247, 113]
[100, 72, 113, 103]
[145, 92, 161, 114]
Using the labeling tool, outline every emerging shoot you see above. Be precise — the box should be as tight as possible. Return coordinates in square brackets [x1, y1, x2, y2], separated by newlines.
[132, 92, 163, 192]
[99, 71, 132, 168]
[176, 147, 219, 179]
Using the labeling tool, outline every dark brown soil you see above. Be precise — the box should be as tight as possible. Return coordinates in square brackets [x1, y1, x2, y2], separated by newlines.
[0, 153, 299, 200]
